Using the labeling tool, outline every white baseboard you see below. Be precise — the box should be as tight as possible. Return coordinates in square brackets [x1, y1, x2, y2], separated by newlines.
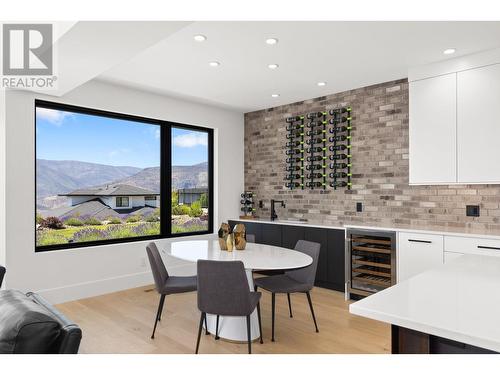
[36, 262, 196, 305]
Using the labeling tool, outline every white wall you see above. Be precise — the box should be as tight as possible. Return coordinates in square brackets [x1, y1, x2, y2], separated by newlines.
[4, 80, 244, 303]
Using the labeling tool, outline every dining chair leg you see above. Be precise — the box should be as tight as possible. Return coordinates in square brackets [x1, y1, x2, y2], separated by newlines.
[254, 285, 258, 292]
[215, 315, 220, 340]
[287, 293, 293, 318]
[271, 292, 276, 342]
[195, 312, 205, 354]
[246, 315, 252, 354]
[158, 294, 166, 322]
[256, 302, 263, 344]
[151, 294, 165, 339]
[306, 291, 319, 333]
[204, 313, 209, 335]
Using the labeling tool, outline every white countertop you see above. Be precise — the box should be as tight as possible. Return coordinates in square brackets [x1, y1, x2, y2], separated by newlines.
[230, 218, 500, 240]
[161, 239, 312, 271]
[349, 254, 500, 352]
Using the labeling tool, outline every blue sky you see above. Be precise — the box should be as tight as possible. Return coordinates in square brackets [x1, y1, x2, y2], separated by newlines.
[36, 108, 208, 168]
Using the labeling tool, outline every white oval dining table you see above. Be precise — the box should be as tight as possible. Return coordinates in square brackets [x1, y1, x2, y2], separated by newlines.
[161, 239, 312, 342]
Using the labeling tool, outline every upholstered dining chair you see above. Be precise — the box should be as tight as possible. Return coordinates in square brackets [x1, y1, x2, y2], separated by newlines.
[254, 240, 320, 341]
[146, 242, 198, 339]
[195, 260, 263, 354]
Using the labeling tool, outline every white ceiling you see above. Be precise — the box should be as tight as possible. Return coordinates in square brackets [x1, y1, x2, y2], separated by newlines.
[93, 22, 500, 111]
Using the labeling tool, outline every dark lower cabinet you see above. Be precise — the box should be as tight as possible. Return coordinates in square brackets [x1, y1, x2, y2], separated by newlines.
[304, 227, 328, 283]
[392, 325, 496, 354]
[227, 220, 346, 293]
[281, 225, 304, 249]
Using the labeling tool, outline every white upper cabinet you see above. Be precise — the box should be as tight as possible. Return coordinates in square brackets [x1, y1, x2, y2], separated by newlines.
[409, 73, 457, 184]
[457, 64, 500, 183]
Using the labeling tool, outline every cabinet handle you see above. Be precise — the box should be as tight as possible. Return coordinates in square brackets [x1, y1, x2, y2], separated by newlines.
[477, 245, 500, 251]
[408, 239, 432, 244]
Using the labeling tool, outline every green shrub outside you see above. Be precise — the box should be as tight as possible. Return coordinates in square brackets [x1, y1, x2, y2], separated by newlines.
[83, 217, 102, 225]
[189, 201, 203, 217]
[64, 217, 84, 226]
[107, 217, 122, 224]
[172, 204, 191, 216]
[126, 215, 142, 223]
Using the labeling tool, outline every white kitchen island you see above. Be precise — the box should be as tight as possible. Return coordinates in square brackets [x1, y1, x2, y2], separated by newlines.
[350, 254, 500, 353]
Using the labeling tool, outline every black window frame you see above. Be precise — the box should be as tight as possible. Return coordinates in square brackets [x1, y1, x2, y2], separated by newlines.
[115, 196, 130, 208]
[35, 99, 214, 252]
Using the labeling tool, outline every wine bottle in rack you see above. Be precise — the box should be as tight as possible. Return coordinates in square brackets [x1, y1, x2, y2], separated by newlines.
[329, 162, 349, 169]
[307, 111, 327, 119]
[285, 148, 302, 155]
[241, 192, 254, 198]
[329, 144, 348, 151]
[328, 125, 350, 133]
[307, 155, 325, 162]
[286, 140, 303, 147]
[286, 131, 303, 139]
[328, 116, 349, 124]
[306, 172, 325, 179]
[306, 164, 324, 170]
[286, 115, 304, 123]
[330, 181, 351, 188]
[286, 182, 302, 188]
[329, 107, 350, 115]
[329, 172, 349, 178]
[240, 199, 254, 205]
[286, 123, 303, 131]
[306, 128, 326, 136]
[306, 181, 325, 188]
[306, 137, 325, 145]
[307, 120, 327, 128]
[306, 146, 326, 153]
[286, 156, 303, 163]
[329, 154, 348, 160]
[286, 165, 302, 171]
[329, 135, 350, 142]
[285, 173, 302, 180]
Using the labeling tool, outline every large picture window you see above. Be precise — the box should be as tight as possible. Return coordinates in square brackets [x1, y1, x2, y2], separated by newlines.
[35, 100, 213, 251]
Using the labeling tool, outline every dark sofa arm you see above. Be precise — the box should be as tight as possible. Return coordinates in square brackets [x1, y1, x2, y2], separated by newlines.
[26, 292, 82, 354]
[0, 266, 5, 288]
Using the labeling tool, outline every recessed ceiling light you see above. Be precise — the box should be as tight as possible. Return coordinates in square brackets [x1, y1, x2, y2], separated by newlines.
[268, 64, 279, 70]
[266, 38, 278, 45]
[317, 82, 327, 87]
[271, 94, 280, 98]
[443, 48, 456, 55]
[193, 34, 207, 42]
[209, 61, 220, 67]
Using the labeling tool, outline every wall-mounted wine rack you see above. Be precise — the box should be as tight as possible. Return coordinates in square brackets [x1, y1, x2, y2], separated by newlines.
[284, 107, 352, 190]
[240, 191, 256, 219]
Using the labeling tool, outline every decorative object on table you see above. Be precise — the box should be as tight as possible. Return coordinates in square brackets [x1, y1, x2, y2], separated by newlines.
[284, 107, 352, 191]
[233, 223, 246, 250]
[218, 222, 232, 250]
[226, 233, 234, 252]
[240, 191, 256, 219]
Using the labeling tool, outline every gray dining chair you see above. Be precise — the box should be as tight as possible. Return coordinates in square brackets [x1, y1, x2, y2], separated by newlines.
[146, 242, 198, 339]
[246, 233, 256, 243]
[254, 240, 320, 341]
[196, 260, 263, 354]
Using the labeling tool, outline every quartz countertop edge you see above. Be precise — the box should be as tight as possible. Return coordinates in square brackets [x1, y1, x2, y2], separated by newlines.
[230, 218, 500, 240]
[349, 255, 500, 353]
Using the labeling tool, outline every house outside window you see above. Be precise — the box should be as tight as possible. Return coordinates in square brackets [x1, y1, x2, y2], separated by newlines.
[116, 196, 130, 208]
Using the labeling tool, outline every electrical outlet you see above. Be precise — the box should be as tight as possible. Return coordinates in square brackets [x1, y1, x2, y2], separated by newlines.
[466, 205, 480, 217]
[356, 202, 363, 212]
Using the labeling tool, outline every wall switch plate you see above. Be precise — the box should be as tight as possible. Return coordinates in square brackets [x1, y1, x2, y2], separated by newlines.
[356, 202, 363, 212]
[466, 205, 480, 217]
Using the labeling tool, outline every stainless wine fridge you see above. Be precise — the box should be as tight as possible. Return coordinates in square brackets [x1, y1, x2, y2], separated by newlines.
[346, 228, 396, 299]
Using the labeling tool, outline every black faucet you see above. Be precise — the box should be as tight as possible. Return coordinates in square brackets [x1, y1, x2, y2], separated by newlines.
[270, 199, 286, 221]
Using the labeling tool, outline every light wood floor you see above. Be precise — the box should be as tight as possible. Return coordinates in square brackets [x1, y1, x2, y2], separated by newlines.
[57, 285, 390, 354]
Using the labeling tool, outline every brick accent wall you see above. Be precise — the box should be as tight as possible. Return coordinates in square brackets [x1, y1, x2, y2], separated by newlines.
[244, 78, 500, 232]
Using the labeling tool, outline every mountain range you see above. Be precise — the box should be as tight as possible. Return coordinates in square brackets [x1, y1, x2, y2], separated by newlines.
[36, 159, 208, 209]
